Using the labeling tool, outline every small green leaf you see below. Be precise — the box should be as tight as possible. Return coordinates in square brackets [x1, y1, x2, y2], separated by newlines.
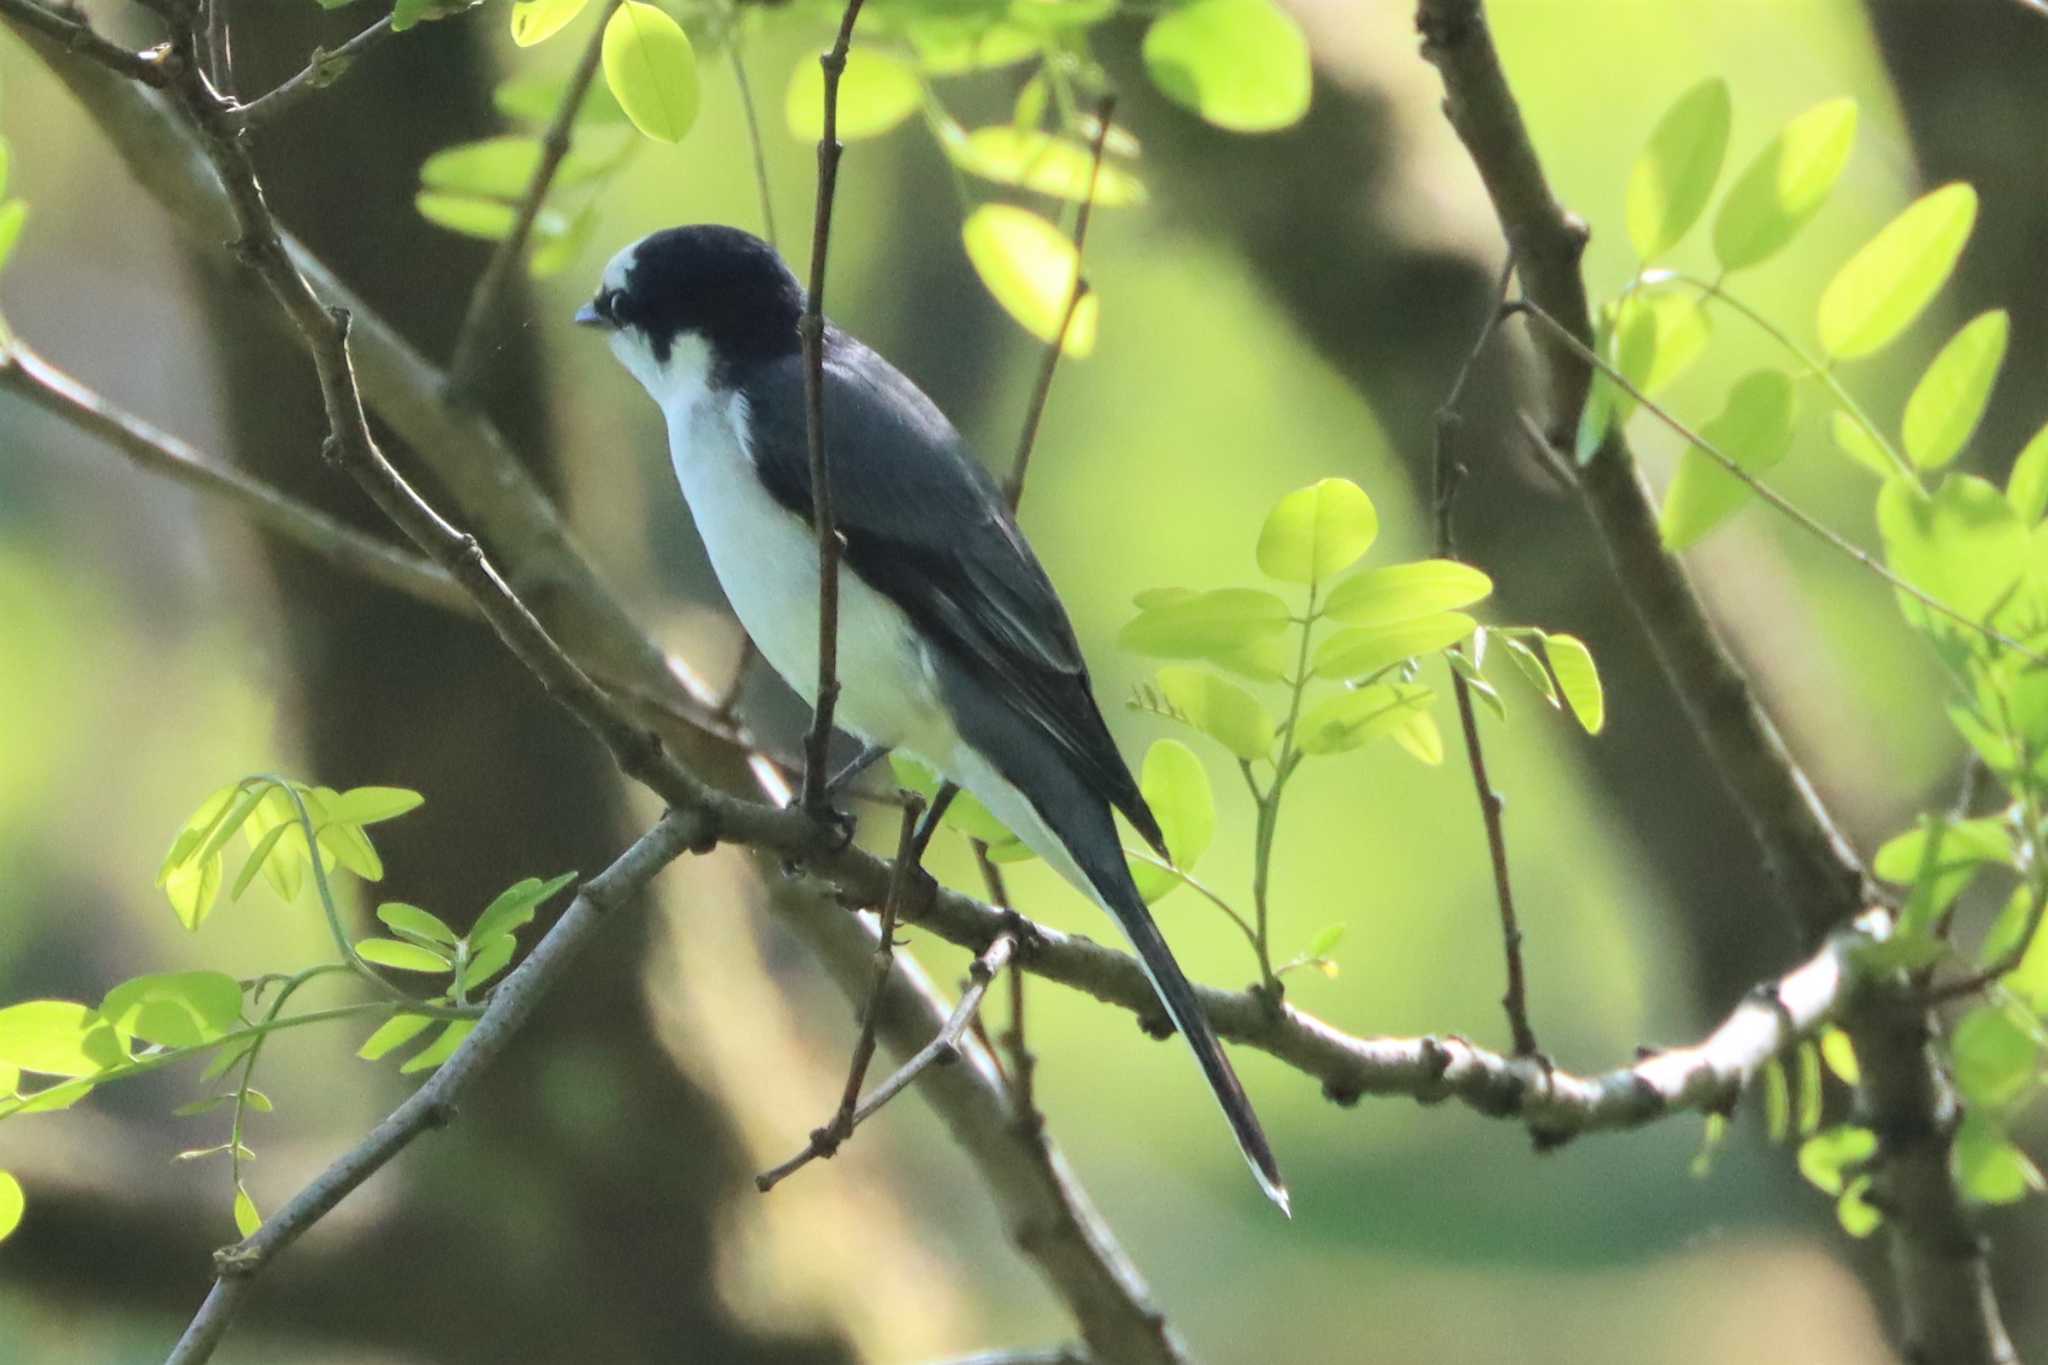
[1797, 1123, 1877, 1195]
[1295, 683, 1433, 757]
[1796, 1042, 1823, 1137]
[1544, 635, 1604, 734]
[420, 138, 547, 199]
[962, 205, 1096, 355]
[400, 1020, 477, 1074]
[0, 1002, 124, 1077]
[1609, 287, 1712, 423]
[0, 1171, 24, 1243]
[1130, 739, 1214, 903]
[415, 192, 519, 241]
[232, 822, 292, 902]
[0, 200, 26, 273]
[907, 18, 1040, 73]
[1837, 1175, 1882, 1238]
[1447, 646, 1506, 722]
[602, 1, 700, 144]
[1626, 77, 1731, 261]
[945, 126, 1146, 206]
[471, 872, 577, 948]
[240, 1088, 274, 1113]
[1306, 923, 1344, 959]
[1493, 632, 1556, 705]
[1877, 473, 2027, 626]
[1712, 98, 1857, 272]
[1952, 1002, 2040, 1108]
[233, 1185, 261, 1239]
[358, 1013, 436, 1062]
[1819, 1027, 1859, 1085]
[377, 902, 460, 947]
[1388, 708, 1444, 766]
[1691, 1113, 1729, 1179]
[1257, 478, 1378, 586]
[509, 0, 590, 47]
[459, 936, 518, 993]
[100, 972, 243, 1048]
[1762, 1057, 1790, 1142]
[2007, 422, 2048, 523]
[1661, 370, 1798, 550]
[1818, 184, 1978, 360]
[1322, 559, 1491, 627]
[1311, 612, 1476, 680]
[355, 938, 454, 973]
[1119, 588, 1291, 659]
[1873, 814, 2013, 935]
[1954, 1110, 2045, 1206]
[786, 48, 922, 141]
[1142, 0, 1310, 133]
[1829, 410, 1898, 478]
[1153, 666, 1276, 762]
[1902, 310, 2008, 471]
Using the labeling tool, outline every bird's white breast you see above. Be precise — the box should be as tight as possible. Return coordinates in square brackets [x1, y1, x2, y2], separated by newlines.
[646, 338, 954, 760]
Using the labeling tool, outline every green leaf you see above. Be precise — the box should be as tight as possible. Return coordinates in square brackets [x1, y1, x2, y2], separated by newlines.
[241, 1088, 274, 1113]
[494, 71, 628, 126]
[392, 0, 484, 30]
[355, 938, 454, 973]
[459, 936, 518, 993]
[1130, 739, 1214, 903]
[415, 192, 519, 241]
[1257, 478, 1378, 586]
[1295, 682, 1433, 757]
[1796, 1042, 1823, 1136]
[962, 205, 1096, 355]
[1837, 1175, 1882, 1238]
[1954, 1110, 2045, 1206]
[470, 872, 577, 948]
[233, 1185, 261, 1239]
[1952, 1002, 2040, 1108]
[1544, 635, 1604, 734]
[0, 1171, 23, 1243]
[6, 1078, 95, 1115]
[1818, 184, 1977, 361]
[400, 1020, 477, 1074]
[1306, 923, 1344, 959]
[162, 848, 224, 932]
[232, 822, 293, 902]
[1322, 559, 1491, 627]
[510, 0, 589, 47]
[1873, 814, 2013, 936]
[1762, 1057, 1790, 1142]
[907, 18, 1040, 73]
[2005, 421, 2048, 524]
[1829, 410, 1897, 478]
[1493, 632, 1556, 705]
[1626, 77, 1731, 261]
[1877, 473, 2027, 626]
[602, 1, 700, 144]
[1691, 1113, 1728, 1179]
[1154, 666, 1276, 762]
[1797, 1123, 1877, 1195]
[1119, 588, 1291, 660]
[1902, 310, 2008, 471]
[242, 788, 311, 903]
[1712, 98, 1857, 272]
[0, 200, 26, 274]
[420, 138, 546, 199]
[786, 48, 922, 141]
[358, 1013, 436, 1062]
[1447, 646, 1506, 722]
[1142, 0, 1309, 133]
[1607, 287, 1712, 426]
[1311, 612, 1475, 680]
[377, 902, 460, 947]
[0, 1002, 123, 1077]
[1388, 708, 1444, 766]
[100, 972, 242, 1048]
[945, 126, 1146, 206]
[1819, 1027, 1859, 1085]
[1660, 370, 1798, 549]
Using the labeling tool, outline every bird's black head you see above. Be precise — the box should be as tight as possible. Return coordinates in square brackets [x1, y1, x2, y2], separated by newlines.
[577, 225, 803, 378]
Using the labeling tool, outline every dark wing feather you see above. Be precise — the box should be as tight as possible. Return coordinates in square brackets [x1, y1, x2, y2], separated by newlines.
[734, 329, 1164, 854]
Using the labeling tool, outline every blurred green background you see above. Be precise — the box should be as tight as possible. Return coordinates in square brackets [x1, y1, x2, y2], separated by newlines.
[3, 0, 2045, 1360]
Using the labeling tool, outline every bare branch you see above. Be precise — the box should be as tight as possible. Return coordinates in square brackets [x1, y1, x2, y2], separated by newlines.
[445, 1, 617, 399]
[0, 0, 171, 85]
[165, 810, 704, 1365]
[230, 15, 394, 130]
[1005, 93, 1114, 510]
[0, 341, 468, 614]
[729, 38, 779, 252]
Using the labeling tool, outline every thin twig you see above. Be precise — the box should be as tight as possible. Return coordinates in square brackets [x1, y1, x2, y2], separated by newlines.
[0, 341, 469, 613]
[229, 14, 394, 130]
[444, 0, 617, 401]
[1509, 298, 2046, 665]
[758, 795, 930, 1191]
[976, 844, 1038, 1118]
[729, 38, 779, 252]
[1005, 92, 1114, 510]
[795, 0, 870, 817]
[0, 0, 170, 85]
[164, 810, 702, 1365]
[199, 0, 228, 94]
[1432, 257, 1536, 1056]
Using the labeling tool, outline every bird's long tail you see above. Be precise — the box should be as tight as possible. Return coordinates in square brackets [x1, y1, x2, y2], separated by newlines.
[1094, 864, 1290, 1215]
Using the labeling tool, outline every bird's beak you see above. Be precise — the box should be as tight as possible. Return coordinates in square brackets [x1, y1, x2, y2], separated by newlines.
[574, 300, 607, 329]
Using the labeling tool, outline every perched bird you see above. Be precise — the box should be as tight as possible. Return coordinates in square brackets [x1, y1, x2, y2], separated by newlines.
[577, 224, 1287, 1212]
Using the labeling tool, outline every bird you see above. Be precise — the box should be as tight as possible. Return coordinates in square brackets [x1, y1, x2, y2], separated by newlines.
[576, 224, 1288, 1213]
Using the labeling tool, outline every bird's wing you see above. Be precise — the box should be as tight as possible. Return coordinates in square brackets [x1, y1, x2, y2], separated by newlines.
[736, 332, 1164, 854]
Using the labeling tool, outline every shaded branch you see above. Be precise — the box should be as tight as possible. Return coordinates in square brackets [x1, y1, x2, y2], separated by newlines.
[165, 809, 704, 1365]
[227, 13, 394, 129]
[0, 340, 469, 614]
[0, 0, 170, 85]
[444, 0, 617, 399]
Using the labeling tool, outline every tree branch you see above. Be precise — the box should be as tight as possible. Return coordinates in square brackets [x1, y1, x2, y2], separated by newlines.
[1413, 2, 2013, 1359]
[795, 0, 869, 817]
[227, 13, 395, 129]
[0, 340, 469, 614]
[165, 808, 705, 1365]
[0, 0, 170, 85]
[444, 0, 617, 399]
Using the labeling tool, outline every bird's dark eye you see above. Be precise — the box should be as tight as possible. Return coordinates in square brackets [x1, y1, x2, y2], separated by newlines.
[599, 289, 626, 324]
